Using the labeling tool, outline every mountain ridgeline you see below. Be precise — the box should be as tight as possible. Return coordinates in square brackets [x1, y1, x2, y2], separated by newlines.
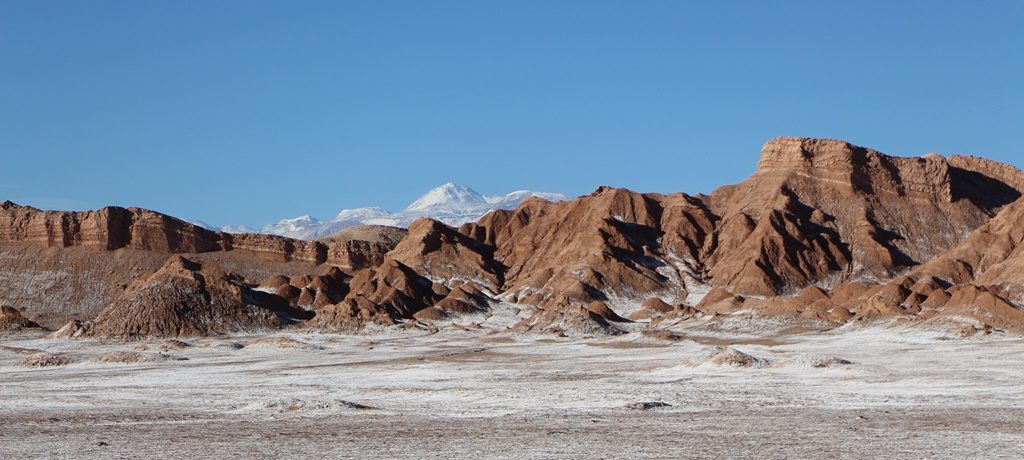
[4, 137, 1024, 338]
[222, 183, 567, 239]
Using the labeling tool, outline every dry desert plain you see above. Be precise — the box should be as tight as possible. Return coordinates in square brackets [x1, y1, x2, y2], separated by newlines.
[3, 320, 1024, 459]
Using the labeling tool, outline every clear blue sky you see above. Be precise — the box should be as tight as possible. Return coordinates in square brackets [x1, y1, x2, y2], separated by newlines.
[2, 1, 1022, 227]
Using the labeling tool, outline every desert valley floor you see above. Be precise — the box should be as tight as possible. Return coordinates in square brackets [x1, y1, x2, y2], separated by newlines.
[3, 324, 1024, 459]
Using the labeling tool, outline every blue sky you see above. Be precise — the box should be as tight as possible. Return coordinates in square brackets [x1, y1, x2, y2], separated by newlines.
[2, 1, 1022, 227]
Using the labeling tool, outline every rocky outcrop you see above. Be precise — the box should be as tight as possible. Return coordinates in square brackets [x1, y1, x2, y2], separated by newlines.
[446, 137, 1023, 332]
[310, 219, 504, 330]
[78, 256, 312, 338]
[319, 225, 409, 270]
[816, 195, 1024, 333]
[390, 218, 503, 289]
[413, 283, 491, 322]
[0, 202, 399, 270]
[0, 201, 220, 252]
[705, 137, 1020, 296]
[8, 136, 1024, 337]
[463, 188, 714, 311]
[319, 225, 408, 246]
[0, 203, 402, 327]
[257, 266, 350, 310]
[305, 137, 1024, 335]
[0, 305, 42, 331]
[910, 197, 1024, 287]
[310, 259, 446, 331]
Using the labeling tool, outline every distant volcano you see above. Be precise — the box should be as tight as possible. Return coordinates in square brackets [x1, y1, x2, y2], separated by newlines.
[218, 183, 566, 240]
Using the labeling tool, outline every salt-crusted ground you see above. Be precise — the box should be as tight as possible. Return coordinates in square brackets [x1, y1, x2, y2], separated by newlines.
[2, 325, 1024, 459]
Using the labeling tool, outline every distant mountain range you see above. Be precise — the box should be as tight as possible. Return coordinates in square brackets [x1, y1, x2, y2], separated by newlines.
[215, 183, 566, 240]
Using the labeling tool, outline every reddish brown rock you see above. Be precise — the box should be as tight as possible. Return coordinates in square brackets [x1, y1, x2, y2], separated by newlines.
[0, 305, 42, 331]
[830, 282, 872, 305]
[312, 289, 335, 309]
[275, 284, 302, 303]
[704, 137, 1020, 296]
[0, 202, 402, 268]
[642, 297, 675, 314]
[920, 289, 952, 309]
[81, 256, 312, 338]
[451, 137, 1023, 331]
[410, 283, 491, 323]
[0, 202, 404, 327]
[745, 285, 838, 321]
[584, 301, 629, 323]
[389, 218, 503, 290]
[290, 275, 314, 288]
[920, 285, 1024, 334]
[695, 288, 746, 314]
[912, 198, 1024, 286]
[260, 275, 291, 289]
[319, 225, 408, 246]
[464, 188, 703, 313]
[7, 136, 1024, 336]
[310, 259, 445, 331]
[297, 287, 316, 306]
[412, 306, 450, 322]
[512, 305, 624, 336]
[627, 297, 676, 321]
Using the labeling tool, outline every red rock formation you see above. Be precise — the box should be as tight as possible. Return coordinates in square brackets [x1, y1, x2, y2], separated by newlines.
[259, 266, 350, 310]
[309, 137, 1024, 334]
[390, 218, 502, 289]
[79, 256, 312, 338]
[911, 197, 1024, 286]
[704, 137, 1020, 296]
[463, 188, 711, 310]
[460, 137, 1021, 332]
[0, 203, 401, 327]
[9, 136, 1024, 337]
[319, 225, 408, 245]
[933, 285, 1024, 334]
[310, 218, 504, 330]
[310, 259, 447, 331]
[511, 303, 626, 336]
[413, 284, 491, 322]
[0, 305, 42, 331]
[830, 195, 1024, 332]
[0, 201, 398, 269]
[0, 201, 216, 251]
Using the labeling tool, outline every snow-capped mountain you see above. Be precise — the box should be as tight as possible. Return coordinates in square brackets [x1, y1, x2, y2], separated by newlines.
[405, 183, 489, 212]
[255, 215, 324, 238]
[222, 183, 565, 240]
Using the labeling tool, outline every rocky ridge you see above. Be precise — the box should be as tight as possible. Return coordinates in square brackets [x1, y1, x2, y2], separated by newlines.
[5, 137, 1024, 338]
[0, 201, 394, 270]
[322, 137, 1024, 335]
[63, 256, 313, 339]
[0, 203, 400, 328]
[227, 183, 567, 239]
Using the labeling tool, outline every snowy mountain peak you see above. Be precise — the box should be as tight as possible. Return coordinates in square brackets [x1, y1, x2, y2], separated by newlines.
[405, 183, 487, 212]
[283, 215, 319, 224]
[332, 207, 388, 221]
[222, 184, 566, 240]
